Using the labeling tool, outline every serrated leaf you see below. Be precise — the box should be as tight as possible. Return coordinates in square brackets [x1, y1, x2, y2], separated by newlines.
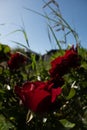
[59, 119, 75, 128]
[66, 88, 76, 100]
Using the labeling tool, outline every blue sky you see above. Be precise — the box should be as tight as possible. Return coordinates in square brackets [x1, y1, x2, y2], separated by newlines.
[0, 0, 87, 54]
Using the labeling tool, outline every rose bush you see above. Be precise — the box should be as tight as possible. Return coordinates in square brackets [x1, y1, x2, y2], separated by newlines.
[0, 43, 87, 130]
[14, 46, 81, 115]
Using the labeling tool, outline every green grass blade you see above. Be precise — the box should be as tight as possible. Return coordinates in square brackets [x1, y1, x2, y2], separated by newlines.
[11, 40, 29, 51]
[22, 28, 30, 48]
[46, 4, 79, 43]
[4, 27, 30, 48]
[24, 7, 58, 23]
[48, 24, 62, 51]
[4, 29, 22, 37]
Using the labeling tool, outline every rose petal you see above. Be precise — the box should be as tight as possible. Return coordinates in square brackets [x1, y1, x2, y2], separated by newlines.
[51, 87, 62, 103]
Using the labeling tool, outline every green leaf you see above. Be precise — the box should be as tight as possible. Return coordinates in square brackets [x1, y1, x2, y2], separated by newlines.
[59, 119, 75, 128]
[4, 45, 10, 53]
[0, 114, 15, 130]
[0, 44, 10, 53]
[66, 88, 76, 100]
[0, 44, 2, 51]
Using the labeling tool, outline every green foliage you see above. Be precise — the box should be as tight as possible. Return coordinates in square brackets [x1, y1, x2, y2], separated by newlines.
[65, 88, 76, 100]
[0, 1, 87, 130]
[0, 114, 15, 130]
[59, 119, 75, 129]
[0, 43, 10, 62]
[0, 43, 87, 130]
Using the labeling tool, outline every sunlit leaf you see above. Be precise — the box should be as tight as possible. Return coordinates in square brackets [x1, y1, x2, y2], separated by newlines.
[59, 119, 75, 128]
[66, 88, 76, 100]
[0, 44, 10, 53]
[4, 45, 10, 53]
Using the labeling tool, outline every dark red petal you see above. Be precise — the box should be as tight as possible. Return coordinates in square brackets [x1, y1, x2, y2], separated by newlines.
[25, 89, 51, 112]
[51, 87, 62, 103]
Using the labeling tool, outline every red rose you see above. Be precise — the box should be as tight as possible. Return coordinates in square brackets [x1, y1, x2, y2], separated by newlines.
[14, 81, 62, 113]
[49, 46, 80, 77]
[7, 52, 27, 70]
